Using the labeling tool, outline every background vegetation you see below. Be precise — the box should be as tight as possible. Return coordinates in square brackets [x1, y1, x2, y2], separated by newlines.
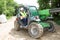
[38, 0, 50, 10]
[0, 0, 18, 19]
[38, 0, 60, 10]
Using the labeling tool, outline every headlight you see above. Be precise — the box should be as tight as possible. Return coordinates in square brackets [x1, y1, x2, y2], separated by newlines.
[34, 16, 41, 21]
[35, 16, 39, 19]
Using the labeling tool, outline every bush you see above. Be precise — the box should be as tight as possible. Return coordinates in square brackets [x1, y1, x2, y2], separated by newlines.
[0, 0, 19, 18]
[38, 0, 50, 10]
[54, 15, 60, 25]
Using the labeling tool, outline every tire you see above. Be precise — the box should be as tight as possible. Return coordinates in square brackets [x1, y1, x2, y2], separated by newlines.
[28, 22, 43, 38]
[14, 20, 20, 31]
[47, 21, 55, 32]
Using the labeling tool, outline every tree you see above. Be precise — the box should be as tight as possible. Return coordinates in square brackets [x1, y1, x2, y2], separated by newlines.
[51, 0, 60, 8]
[0, 0, 18, 16]
[38, 0, 50, 10]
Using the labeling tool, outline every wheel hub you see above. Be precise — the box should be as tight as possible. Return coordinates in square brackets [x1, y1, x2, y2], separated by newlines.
[31, 27, 38, 36]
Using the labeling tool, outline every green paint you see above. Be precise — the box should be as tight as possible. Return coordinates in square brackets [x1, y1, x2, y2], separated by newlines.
[39, 22, 50, 28]
[29, 6, 38, 16]
[39, 9, 50, 20]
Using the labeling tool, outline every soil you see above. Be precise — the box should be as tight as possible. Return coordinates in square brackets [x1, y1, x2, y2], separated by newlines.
[0, 17, 60, 40]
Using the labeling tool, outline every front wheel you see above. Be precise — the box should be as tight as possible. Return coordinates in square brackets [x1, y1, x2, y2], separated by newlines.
[28, 22, 44, 38]
[14, 20, 20, 31]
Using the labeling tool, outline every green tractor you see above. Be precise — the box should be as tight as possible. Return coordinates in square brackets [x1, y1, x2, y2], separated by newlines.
[14, 5, 55, 38]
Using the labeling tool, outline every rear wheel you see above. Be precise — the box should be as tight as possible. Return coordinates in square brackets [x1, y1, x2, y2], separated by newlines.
[28, 22, 43, 38]
[47, 21, 55, 32]
[14, 20, 20, 31]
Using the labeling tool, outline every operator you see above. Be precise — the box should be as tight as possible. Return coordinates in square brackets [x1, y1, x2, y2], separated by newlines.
[19, 7, 27, 26]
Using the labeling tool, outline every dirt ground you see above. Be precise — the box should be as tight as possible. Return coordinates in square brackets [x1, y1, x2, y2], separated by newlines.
[0, 17, 60, 40]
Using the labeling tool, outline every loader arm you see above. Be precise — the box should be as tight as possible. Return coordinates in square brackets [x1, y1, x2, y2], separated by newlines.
[50, 8, 60, 13]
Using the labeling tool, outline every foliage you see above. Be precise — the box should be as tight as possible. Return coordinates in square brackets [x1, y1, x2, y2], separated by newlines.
[38, 0, 50, 10]
[0, 0, 18, 16]
[51, 0, 60, 8]
[54, 16, 60, 25]
[38, 0, 60, 9]
[51, 0, 60, 25]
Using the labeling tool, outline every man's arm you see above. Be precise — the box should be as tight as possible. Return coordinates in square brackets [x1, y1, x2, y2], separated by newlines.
[17, 13, 24, 19]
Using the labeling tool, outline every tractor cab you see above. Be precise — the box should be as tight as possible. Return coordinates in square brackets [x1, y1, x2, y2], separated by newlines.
[27, 6, 40, 22]
[16, 6, 40, 27]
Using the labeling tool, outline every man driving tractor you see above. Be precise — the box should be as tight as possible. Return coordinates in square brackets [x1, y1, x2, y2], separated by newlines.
[18, 7, 27, 26]
[14, 5, 55, 38]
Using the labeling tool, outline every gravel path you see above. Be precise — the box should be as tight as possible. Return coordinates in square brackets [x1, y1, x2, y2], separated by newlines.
[0, 17, 60, 40]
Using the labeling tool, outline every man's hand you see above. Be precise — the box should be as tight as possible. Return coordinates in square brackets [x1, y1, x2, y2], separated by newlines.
[20, 16, 23, 19]
[20, 16, 26, 19]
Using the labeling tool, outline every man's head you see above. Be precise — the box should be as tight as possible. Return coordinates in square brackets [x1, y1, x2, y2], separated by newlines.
[20, 7, 24, 12]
